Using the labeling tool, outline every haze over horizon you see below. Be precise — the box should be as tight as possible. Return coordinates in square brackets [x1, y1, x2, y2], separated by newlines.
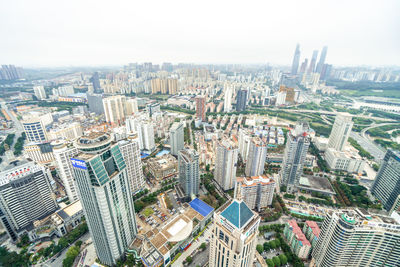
[1, 0, 399, 67]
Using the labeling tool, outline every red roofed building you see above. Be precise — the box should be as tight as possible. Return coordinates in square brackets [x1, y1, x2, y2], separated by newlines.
[284, 220, 312, 259]
[303, 220, 320, 248]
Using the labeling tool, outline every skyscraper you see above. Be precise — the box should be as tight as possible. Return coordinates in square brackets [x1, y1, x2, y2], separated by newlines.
[91, 72, 101, 91]
[71, 132, 137, 266]
[214, 139, 238, 190]
[22, 117, 48, 142]
[169, 122, 184, 156]
[52, 140, 79, 202]
[236, 89, 248, 112]
[311, 209, 400, 267]
[118, 134, 145, 194]
[291, 44, 301, 75]
[0, 161, 57, 241]
[178, 149, 199, 199]
[33, 85, 47, 100]
[236, 175, 275, 211]
[209, 197, 260, 267]
[224, 86, 233, 113]
[371, 150, 400, 211]
[195, 96, 206, 121]
[87, 93, 104, 115]
[327, 114, 353, 152]
[308, 50, 319, 73]
[316, 46, 328, 74]
[103, 95, 127, 124]
[299, 58, 308, 74]
[281, 122, 310, 193]
[245, 137, 267, 177]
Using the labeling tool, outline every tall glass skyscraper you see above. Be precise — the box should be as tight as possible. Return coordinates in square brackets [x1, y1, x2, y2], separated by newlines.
[291, 44, 301, 75]
[71, 132, 137, 266]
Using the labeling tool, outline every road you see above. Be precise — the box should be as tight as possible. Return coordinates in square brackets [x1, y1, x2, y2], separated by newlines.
[41, 232, 91, 267]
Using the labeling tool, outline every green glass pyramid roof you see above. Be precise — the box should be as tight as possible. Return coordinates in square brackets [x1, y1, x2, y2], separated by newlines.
[220, 200, 254, 229]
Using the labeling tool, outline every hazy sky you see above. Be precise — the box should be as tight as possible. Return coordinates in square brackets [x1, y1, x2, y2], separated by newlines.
[1, 0, 399, 67]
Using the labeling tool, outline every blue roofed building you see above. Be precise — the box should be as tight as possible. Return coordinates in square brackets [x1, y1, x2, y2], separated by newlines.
[209, 198, 260, 267]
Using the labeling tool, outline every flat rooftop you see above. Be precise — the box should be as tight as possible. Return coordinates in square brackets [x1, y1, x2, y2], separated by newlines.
[298, 175, 336, 195]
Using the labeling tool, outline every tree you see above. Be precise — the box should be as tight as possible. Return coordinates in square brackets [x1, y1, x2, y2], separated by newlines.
[269, 240, 277, 249]
[200, 242, 206, 250]
[75, 240, 83, 248]
[279, 254, 288, 265]
[263, 242, 271, 251]
[256, 244, 263, 254]
[185, 256, 193, 264]
[272, 256, 281, 266]
[274, 239, 281, 247]
[266, 259, 274, 267]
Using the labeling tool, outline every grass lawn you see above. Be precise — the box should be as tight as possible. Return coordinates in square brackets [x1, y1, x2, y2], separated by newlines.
[143, 207, 154, 217]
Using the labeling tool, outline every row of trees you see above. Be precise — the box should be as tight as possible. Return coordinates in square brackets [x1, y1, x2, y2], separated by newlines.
[13, 132, 26, 156]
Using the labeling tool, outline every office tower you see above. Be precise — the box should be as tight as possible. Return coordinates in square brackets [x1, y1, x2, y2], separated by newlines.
[33, 85, 46, 100]
[126, 98, 139, 115]
[371, 150, 400, 211]
[23, 142, 54, 164]
[22, 117, 48, 142]
[118, 134, 145, 194]
[245, 137, 267, 177]
[308, 50, 319, 73]
[87, 93, 104, 115]
[195, 96, 206, 121]
[178, 149, 199, 199]
[236, 175, 275, 211]
[320, 64, 332, 80]
[71, 132, 137, 266]
[214, 139, 239, 190]
[103, 95, 127, 124]
[0, 161, 57, 241]
[224, 86, 233, 113]
[311, 209, 400, 267]
[291, 44, 301, 75]
[327, 114, 353, 151]
[0, 65, 23, 80]
[236, 89, 248, 112]
[281, 122, 310, 193]
[169, 122, 184, 156]
[209, 197, 260, 267]
[91, 72, 101, 91]
[316, 46, 328, 74]
[299, 58, 308, 74]
[147, 102, 161, 117]
[52, 140, 79, 202]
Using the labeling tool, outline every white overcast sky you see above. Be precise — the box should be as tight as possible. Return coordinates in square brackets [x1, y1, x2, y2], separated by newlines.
[0, 0, 399, 67]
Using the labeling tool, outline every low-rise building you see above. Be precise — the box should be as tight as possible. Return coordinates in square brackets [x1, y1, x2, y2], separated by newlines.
[147, 154, 178, 180]
[325, 147, 366, 173]
[284, 220, 312, 260]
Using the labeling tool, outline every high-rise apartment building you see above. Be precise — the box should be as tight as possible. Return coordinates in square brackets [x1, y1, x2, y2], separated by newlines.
[236, 89, 248, 112]
[316, 46, 328, 74]
[0, 161, 57, 241]
[91, 72, 101, 91]
[34, 85, 47, 100]
[327, 114, 353, 152]
[238, 129, 251, 161]
[125, 98, 139, 115]
[135, 119, 155, 153]
[53, 141, 79, 202]
[311, 209, 400, 267]
[308, 50, 319, 73]
[178, 149, 199, 199]
[214, 139, 238, 190]
[87, 93, 104, 115]
[371, 149, 400, 211]
[22, 117, 48, 142]
[224, 86, 233, 113]
[169, 122, 184, 156]
[71, 132, 137, 266]
[195, 96, 206, 121]
[0, 65, 23, 80]
[291, 44, 301, 75]
[281, 122, 310, 193]
[245, 137, 267, 177]
[118, 134, 145, 194]
[209, 198, 260, 267]
[236, 175, 275, 211]
[103, 95, 127, 124]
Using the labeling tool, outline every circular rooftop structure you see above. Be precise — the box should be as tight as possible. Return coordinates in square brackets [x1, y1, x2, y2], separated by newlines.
[74, 132, 113, 154]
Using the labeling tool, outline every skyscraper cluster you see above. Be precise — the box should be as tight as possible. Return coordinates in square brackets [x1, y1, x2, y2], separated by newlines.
[0, 65, 23, 80]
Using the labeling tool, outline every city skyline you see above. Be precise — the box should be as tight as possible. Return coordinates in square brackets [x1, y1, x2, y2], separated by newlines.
[1, 0, 399, 67]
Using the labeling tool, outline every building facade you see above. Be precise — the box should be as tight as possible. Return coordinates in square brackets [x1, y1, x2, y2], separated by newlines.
[371, 149, 400, 211]
[236, 175, 275, 211]
[195, 96, 206, 122]
[169, 122, 184, 156]
[22, 117, 48, 143]
[284, 220, 312, 260]
[327, 114, 353, 152]
[214, 139, 238, 190]
[178, 149, 199, 199]
[103, 95, 127, 124]
[245, 137, 267, 177]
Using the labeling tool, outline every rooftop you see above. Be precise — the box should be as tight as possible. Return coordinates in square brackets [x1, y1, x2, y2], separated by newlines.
[189, 198, 214, 217]
[220, 199, 255, 229]
[298, 175, 336, 195]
